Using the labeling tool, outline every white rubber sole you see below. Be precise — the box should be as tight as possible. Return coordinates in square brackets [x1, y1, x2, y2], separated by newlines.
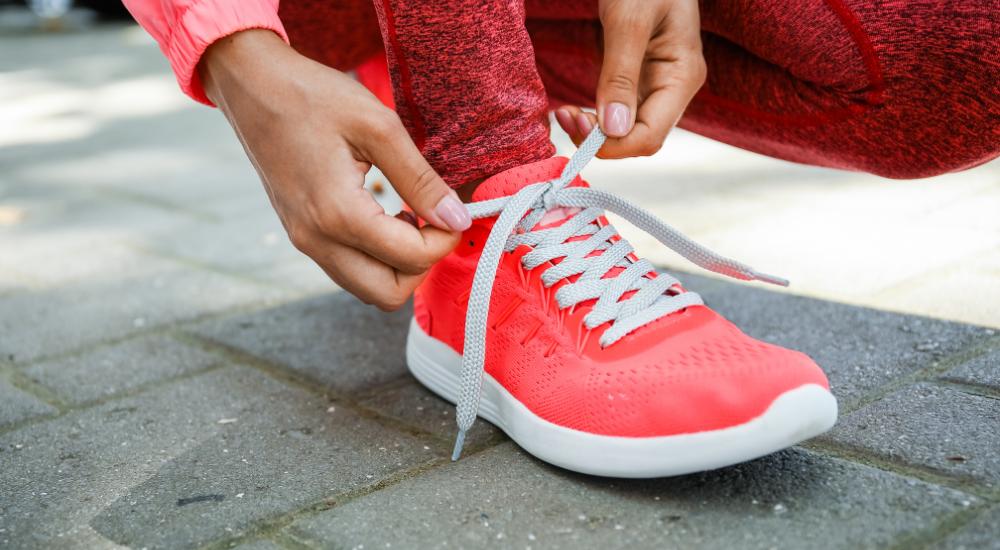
[406, 319, 838, 478]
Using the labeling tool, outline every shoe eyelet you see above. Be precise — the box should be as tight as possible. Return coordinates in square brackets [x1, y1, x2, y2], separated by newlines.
[468, 240, 475, 247]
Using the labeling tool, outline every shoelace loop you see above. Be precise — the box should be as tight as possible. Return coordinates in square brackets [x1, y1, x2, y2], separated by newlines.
[452, 127, 788, 460]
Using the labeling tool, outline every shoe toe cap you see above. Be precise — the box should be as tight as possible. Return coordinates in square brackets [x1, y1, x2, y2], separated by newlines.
[647, 343, 829, 436]
[584, 330, 830, 438]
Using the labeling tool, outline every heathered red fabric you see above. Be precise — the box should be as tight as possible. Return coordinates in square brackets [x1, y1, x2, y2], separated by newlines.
[277, 0, 1000, 185]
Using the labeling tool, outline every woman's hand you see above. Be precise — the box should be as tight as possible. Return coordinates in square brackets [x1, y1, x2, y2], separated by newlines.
[200, 30, 470, 311]
[554, 0, 706, 158]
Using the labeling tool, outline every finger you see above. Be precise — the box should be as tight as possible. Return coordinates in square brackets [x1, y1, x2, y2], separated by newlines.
[346, 204, 461, 275]
[597, 7, 654, 137]
[597, 55, 705, 159]
[554, 105, 590, 146]
[312, 178, 460, 274]
[576, 111, 596, 138]
[314, 240, 429, 311]
[361, 110, 471, 232]
[599, 0, 704, 158]
[564, 107, 599, 147]
[554, 107, 576, 138]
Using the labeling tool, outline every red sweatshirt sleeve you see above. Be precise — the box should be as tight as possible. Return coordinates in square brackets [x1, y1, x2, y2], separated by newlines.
[122, 0, 289, 105]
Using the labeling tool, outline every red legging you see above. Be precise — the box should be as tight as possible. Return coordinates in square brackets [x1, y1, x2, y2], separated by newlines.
[279, 0, 1000, 187]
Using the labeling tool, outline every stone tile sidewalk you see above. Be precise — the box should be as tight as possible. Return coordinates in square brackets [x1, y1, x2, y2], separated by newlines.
[2, 273, 997, 549]
[2, 18, 999, 550]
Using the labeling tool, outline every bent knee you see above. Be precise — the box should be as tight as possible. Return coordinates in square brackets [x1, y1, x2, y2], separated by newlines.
[857, 151, 996, 180]
[857, 5, 1000, 178]
[844, 85, 1000, 179]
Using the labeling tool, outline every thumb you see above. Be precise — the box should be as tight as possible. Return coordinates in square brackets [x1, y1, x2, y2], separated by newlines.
[597, 11, 651, 137]
[366, 115, 471, 232]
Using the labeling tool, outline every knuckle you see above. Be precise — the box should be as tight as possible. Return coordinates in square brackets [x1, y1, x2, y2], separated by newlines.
[595, 143, 623, 160]
[690, 56, 708, 86]
[605, 72, 638, 93]
[639, 138, 663, 156]
[287, 224, 315, 253]
[405, 165, 441, 199]
[312, 215, 341, 242]
[313, 204, 352, 239]
[368, 109, 402, 139]
[407, 255, 434, 273]
[602, 8, 645, 32]
[375, 289, 408, 312]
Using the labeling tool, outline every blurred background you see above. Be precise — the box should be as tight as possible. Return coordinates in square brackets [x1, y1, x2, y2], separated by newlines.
[2, 1, 998, 329]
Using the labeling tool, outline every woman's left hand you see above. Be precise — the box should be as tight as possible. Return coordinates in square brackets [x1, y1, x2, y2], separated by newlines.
[554, 0, 706, 158]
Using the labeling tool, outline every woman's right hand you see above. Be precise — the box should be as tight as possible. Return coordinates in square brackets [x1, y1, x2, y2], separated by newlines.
[199, 30, 470, 311]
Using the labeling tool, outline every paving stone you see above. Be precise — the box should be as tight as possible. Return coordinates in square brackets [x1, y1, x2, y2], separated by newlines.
[0, 379, 56, 430]
[0, 272, 30, 297]
[359, 380, 503, 452]
[824, 383, 1000, 489]
[940, 348, 1000, 392]
[139, 211, 301, 275]
[288, 443, 976, 550]
[0, 257, 289, 363]
[0, 237, 159, 288]
[197, 292, 411, 393]
[231, 540, 285, 550]
[23, 333, 223, 405]
[934, 505, 1000, 550]
[0, 367, 435, 549]
[24, 142, 259, 211]
[0, 174, 183, 226]
[680, 273, 994, 407]
[868, 260, 1000, 330]
[256, 258, 337, 295]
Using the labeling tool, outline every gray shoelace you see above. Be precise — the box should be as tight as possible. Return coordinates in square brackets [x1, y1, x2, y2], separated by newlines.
[451, 127, 788, 460]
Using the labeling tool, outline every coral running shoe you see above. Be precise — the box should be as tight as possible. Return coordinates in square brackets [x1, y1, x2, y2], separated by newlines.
[406, 129, 837, 477]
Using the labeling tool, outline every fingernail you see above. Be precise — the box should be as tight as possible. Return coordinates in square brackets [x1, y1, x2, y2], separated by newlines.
[576, 113, 594, 136]
[604, 102, 631, 137]
[434, 194, 472, 231]
[555, 108, 574, 134]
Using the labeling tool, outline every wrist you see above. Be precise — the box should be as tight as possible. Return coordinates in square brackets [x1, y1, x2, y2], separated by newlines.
[198, 29, 290, 105]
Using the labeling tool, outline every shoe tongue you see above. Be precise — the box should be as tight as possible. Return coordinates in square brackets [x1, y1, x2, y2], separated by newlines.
[473, 156, 654, 295]
[472, 156, 590, 230]
[471, 156, 670, 317]
[471, 157, 576, 201]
